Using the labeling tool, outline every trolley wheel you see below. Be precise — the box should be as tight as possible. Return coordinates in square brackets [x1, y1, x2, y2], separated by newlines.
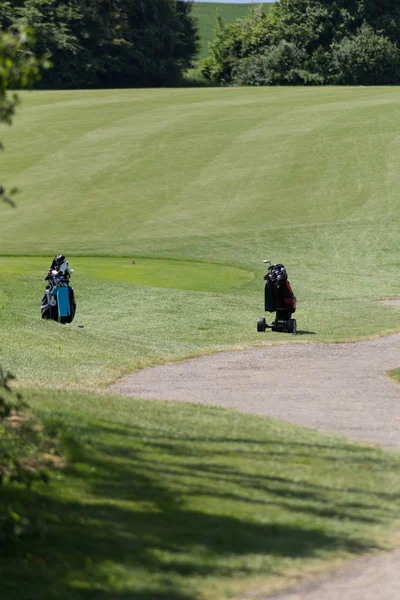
[287, 318, 297, 334]
[257, 317, 267, 332]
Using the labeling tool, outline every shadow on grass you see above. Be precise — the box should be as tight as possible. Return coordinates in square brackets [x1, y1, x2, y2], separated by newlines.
[296, 330, 316, 335]
[0, 419, 392, 600]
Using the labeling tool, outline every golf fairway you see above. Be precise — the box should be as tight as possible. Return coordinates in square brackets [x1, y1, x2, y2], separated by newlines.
[0, 87, 399, 386]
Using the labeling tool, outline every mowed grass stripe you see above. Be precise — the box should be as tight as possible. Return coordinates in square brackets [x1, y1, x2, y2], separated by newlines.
[1, 88, 399, 256]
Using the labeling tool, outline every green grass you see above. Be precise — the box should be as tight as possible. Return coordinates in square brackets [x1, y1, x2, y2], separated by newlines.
[0, 254, 397, 389]
[192, 3, 271, 62]
[1, 389, 400, 600]
[1, 87, 400, 598]
[1, 87, 399, 387]
[388, 369, 400, 384]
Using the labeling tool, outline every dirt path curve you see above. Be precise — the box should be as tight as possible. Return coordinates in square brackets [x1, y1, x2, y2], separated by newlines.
[110, 332, 400, 600]
[111, 333, 400, 448]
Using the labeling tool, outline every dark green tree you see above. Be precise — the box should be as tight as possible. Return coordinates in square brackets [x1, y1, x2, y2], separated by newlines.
[362, 0, 400, 42]
[0, 25, 43, 205]
[330, 22, 400, 85]
[0, 0, 199, 88]
[233, 40, 322, 86]
[202, 0, 400, 86]
[0, 26, 54, 544]
[202, 7, 277, 84]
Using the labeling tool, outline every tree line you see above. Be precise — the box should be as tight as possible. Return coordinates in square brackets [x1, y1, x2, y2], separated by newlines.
[202, 0, 400, 86]
[0, 0, 199, 88]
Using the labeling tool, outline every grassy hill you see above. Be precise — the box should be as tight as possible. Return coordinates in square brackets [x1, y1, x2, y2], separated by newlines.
[192, 2, 271, 62]
[1, 87, 400, 600]
[0, 86, 399, 388]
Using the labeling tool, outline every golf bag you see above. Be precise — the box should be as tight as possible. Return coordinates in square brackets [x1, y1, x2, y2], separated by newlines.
[264, 263, 296, 320]
[41, 255, 76, 324]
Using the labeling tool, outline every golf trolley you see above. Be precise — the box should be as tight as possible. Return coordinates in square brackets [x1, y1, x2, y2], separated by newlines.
[257, 260, 297, 334]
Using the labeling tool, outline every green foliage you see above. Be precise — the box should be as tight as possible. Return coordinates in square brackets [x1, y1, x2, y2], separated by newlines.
[0, 28, 54, 546]
[0, 370, 52, 544]
[202, 0, 400, 85]
[330, 23, 400, 85]
[0, 26, 44, 206]
[0, 368, 25, 421]
[0, 0, 199, 88]
[0, 370, 72, 546]
[362, 0, 400, 43]
[0, 26, 41, 124]
[192, 2, 271, 62]
[234, 40, 323, 86]
[275, 0, 360, 50]
[202, 6, 276, 83]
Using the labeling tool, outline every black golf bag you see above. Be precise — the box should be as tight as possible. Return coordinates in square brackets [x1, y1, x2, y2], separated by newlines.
[41, 255, 76, 324]
[258, 262, 297, 334]
[264, 263, 296, 320]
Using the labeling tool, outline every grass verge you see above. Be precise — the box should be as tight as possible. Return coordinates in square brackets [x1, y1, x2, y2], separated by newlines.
[1, 388, 400, 600]
[388, 369, 400, 384]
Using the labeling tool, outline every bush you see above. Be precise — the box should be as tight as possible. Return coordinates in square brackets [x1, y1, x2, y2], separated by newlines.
[233, 40, 323, 86]
[201, 6, 276, 84]
[330, 23, 400, 85]
[0, 369, 66, 545]
[202, 0, 400, 86]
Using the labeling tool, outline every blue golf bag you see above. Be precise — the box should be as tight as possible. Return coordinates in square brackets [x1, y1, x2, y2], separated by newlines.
[41, 255, 76, 324]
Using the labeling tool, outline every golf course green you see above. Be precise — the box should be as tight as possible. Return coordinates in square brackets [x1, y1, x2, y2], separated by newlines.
[1, 87, 399, 599]
[0, 87, 399, 387]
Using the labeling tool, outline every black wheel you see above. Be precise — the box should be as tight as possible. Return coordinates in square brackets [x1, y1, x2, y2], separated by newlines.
[287, 318, 296, 334]
[257, 317, 267, 332]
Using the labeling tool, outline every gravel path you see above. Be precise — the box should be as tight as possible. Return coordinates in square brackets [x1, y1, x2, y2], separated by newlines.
[111, 334, 400, 448]
[268, 548, 400, 600]
[111, 330, 400, 600]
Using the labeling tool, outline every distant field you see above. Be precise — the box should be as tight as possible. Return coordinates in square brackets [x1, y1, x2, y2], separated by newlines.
[192, 2, 271, 61]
